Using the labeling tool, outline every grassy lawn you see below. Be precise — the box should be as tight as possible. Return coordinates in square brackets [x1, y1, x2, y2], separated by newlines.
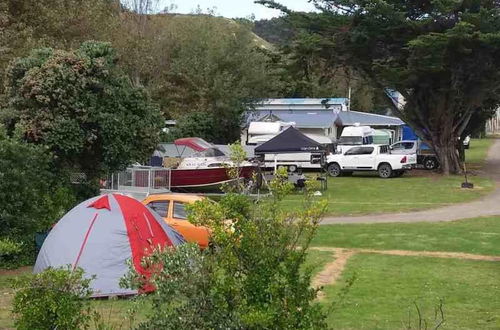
[304, 249, 335, 276]
[466, 137, 494, 168]
[313, 216, 500, 256]
[323, 254, 500, 329]
[279, 137, 495, 216]
[281, 174, 493, 216]
[314, 214, 500, 329]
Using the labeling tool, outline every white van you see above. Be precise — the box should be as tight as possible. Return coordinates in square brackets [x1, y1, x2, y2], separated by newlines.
[337, 125, 375, 153]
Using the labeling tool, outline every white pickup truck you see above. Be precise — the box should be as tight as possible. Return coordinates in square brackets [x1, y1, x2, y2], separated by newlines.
[325, 145, 417, 178]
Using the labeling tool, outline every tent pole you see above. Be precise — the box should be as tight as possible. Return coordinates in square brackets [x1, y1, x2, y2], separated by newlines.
[274, 154, 277, 174]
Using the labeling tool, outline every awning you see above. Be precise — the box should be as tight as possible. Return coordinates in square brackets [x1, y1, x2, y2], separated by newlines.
[254, 127, 325, 154]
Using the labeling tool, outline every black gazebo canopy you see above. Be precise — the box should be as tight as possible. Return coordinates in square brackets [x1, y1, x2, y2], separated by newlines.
[254, 126, 325, 154]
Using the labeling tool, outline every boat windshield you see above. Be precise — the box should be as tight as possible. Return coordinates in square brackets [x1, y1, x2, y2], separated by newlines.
[191, 147, 226, 158]
[338, 136, 363, 145]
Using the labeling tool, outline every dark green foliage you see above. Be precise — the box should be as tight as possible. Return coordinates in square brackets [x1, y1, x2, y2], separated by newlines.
[0, 136, 73, 266]
[12, 267, 94, 330]
[0, 137, 57, 237]
[147, 17, 280, 143]
[253, 16, 296, 45]
[4, 41, 163, 181]
[253, 13, 389, 112]
[122, 170, 329, 329]
[167, 111, 243, 144]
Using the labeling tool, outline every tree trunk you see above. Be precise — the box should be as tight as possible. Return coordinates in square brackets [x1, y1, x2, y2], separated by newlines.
[429, 134, 462, 175]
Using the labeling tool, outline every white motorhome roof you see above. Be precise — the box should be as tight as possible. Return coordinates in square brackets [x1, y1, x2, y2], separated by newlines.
[247, 121, 296, 135]
[248, 133, 332, 145]
[341, 126, 374, 137]
[248, 134, 276, 144]
[248, 122, 281, 135]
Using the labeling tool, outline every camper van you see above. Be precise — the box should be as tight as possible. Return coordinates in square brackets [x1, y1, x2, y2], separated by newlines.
[337, 125, 375, 153]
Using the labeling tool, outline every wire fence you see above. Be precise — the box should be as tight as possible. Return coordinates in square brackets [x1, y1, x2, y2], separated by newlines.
[102, 167, 171, 198]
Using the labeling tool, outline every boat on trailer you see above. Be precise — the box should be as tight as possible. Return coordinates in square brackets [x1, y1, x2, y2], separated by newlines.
[168, 137, 257, 191]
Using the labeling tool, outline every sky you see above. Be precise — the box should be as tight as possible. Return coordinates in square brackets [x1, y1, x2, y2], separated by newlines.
[157, 0, 317, 20]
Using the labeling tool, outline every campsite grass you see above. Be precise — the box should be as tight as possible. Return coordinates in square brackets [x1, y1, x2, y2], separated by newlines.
[465, 137, 494, 168]
[303, 249, 334, 276]
[323, 254, 500, 329]
[312, 216, 500, 256]
[314, 214, 500, 329]
[278, 137, 495, 216]
[281, 174, 493, 216]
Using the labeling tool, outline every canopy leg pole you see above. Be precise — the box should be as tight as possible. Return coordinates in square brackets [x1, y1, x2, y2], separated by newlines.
[274, 154, 277, 174]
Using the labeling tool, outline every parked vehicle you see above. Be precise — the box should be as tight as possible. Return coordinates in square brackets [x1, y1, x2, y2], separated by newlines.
[143, 193, 211, 249]
[373, 129, 394, 145]
[462, 135, 471, 149]
[337, 125, 375, 153]
[325, 145, 417, 178]
[390, 140, 439, 170]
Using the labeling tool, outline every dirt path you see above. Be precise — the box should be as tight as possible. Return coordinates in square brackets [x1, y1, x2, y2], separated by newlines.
[311, 249, 355, 300]
[311, 247, 500, 300]
[321, 139, 500, 224]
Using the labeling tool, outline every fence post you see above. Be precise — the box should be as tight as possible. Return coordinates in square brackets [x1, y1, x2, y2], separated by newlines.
[168, 169, 172, 191]
[148, 168, 152, 195]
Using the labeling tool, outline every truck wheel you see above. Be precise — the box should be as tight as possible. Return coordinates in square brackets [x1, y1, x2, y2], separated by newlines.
[424, 157, 438, 170]
[327, 163, 341, 177]
[288, 165, 298, 173]
[378, 163, 393, 178]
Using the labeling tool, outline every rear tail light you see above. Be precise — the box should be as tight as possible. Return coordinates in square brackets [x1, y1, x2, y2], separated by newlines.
[400, 156, 407, 163]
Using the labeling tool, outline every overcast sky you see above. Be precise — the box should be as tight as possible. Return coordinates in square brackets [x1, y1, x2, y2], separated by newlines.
[157, 0, 317, 19]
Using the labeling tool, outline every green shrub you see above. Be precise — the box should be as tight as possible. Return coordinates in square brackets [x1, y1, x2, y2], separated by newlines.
[0, 238, 23, 265]
[12, 267, 94, 330]
[0, 136, 75, 267]
[122, 168, 329, 329]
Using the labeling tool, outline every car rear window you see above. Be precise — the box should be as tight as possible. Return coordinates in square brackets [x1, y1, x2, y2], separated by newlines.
[360, 147, 375, 155]
[345, 147, 374, 155]
[147, 201, 169, 217]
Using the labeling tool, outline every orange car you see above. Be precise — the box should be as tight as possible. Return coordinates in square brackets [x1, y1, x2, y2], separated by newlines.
[142, 193, 211, 249]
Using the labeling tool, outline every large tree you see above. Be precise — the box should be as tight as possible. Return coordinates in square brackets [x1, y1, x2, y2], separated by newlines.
[0, 0, 119, 93]
[3, 41, 163, 184]
[115, 14, 282, 143]
[260, 0, 500, 174]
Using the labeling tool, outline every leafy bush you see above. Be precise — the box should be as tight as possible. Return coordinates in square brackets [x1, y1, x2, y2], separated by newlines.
[0, 135, 75, 267]
[0, 238, 23, 265]
[122, 168, 329, 329]
[5, 41, 163, 184]
[13, 267, 94, 330]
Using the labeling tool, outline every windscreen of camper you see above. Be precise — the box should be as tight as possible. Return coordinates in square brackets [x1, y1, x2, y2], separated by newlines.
[338, 136, 363, 145]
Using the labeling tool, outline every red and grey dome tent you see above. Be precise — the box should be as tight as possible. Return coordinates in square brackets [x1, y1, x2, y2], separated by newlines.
[34, 194, 184, 297]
